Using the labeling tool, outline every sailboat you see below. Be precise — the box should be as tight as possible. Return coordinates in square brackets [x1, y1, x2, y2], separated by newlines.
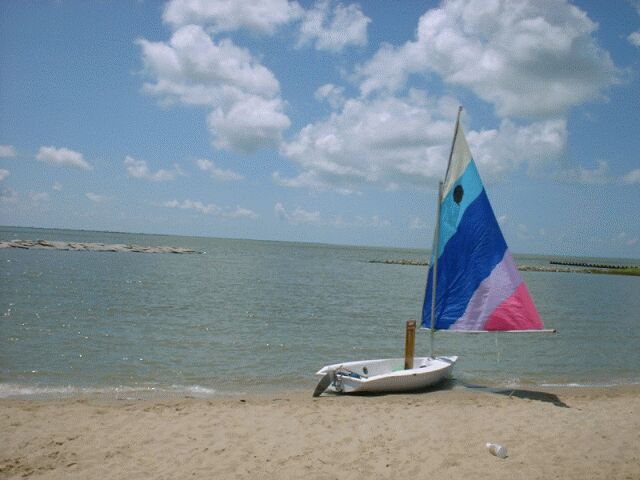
[314, 107, 551, 396]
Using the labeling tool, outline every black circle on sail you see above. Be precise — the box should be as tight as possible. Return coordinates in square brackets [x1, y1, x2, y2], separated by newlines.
[453, 185, 464, 204]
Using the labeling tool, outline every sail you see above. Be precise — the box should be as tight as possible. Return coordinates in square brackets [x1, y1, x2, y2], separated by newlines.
[421, 122, 543, 331]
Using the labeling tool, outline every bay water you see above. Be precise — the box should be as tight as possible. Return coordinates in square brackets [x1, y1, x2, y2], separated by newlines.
[1, 226, 639, 398]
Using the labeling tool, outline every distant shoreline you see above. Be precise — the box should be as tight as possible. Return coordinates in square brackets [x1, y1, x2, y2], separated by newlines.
[1, 238, 638, 274]
[2, 226, 639, 261]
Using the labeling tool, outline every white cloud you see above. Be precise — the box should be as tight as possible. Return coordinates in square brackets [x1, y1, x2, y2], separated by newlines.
[275, 202, 321, 225]
[53, 181, 63, 191]
[138, 26, 279, 104]
[623, 168, 640, 184]
[0, 145, 16, 158]
[273, 170, 356, 195]
[274, 202, 390, 228]
[409, 217, 428, 230]
[196, 159, 243, 181]
[357, 0, 619, 118]
[163, 0, 302, 34]
[161, 199, 257, 219]
[36, 146, 91, 170]
[616, 232, 639, 247]
[516, 223, 532, 240]
[355, 215, 390, 228]
[85, 192, 109, 203]
[297, 0, 370, 52]
[229, 206, 258, 219]
[315, 83, 346, 109]
[137, 24, 289, 153]
[0, 169, 9, 181]
[0, 188, 18, 205]
[629, 31, 640, 47]
[124, 156, 184, 181]
[29, 191, 50, 204]
[281, 92, 567, 192]
[163, 0, 369, 53]
[281, 93, 453, 192]
[563, 160, 640, 186]
[467, 118, 567, 179]
[556, 160, 611, 184]
[206, 95, 290, 153]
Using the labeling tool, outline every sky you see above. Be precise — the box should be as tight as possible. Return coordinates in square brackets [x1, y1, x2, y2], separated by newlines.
[0, 0, 639, 258]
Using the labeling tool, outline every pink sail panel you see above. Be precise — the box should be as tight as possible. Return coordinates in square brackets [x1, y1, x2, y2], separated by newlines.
[450, 250, 523, 331]
[484, 282, 543, 331]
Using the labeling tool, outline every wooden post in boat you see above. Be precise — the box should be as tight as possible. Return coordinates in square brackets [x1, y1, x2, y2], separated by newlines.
[404, 320, 416, 369]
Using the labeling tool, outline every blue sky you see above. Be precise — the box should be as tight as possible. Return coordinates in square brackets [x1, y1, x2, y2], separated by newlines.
[1, 0, 639, 258]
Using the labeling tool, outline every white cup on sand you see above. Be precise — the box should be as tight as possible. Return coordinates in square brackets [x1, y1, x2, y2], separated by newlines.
[486, 442, 507, 458]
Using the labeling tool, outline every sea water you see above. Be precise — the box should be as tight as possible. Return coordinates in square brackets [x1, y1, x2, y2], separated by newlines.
[1, 226, 639, 398]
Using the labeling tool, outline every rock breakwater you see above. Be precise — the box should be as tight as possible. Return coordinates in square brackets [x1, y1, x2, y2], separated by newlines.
[0, 239, 199, 254]
[369, 259, 639, 275]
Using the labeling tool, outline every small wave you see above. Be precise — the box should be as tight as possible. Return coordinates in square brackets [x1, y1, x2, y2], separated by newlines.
[0, 384, 127, 399]
[0, 383, 219, 399]
[540, 380, 640, 388]
[169, 384, 217, 396]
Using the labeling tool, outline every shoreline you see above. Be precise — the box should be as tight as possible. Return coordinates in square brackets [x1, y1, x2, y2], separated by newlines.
[3, 379, 640, 402]
[3, 385, 639, 479]
[3, 383, 640, 404]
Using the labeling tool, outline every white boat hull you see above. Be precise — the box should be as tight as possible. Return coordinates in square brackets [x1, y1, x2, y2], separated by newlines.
[315, 356, 457, 394]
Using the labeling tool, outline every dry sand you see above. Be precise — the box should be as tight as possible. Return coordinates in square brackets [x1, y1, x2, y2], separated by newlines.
[2, 386, 639, 480]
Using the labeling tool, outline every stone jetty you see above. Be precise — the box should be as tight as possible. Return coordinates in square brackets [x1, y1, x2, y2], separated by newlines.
[0, 239, 199, 254]
[369, 258, 578, 272]
[549, 260, 633, 269]
[369, 259, 639, 275]
[369, 259, 429, 266]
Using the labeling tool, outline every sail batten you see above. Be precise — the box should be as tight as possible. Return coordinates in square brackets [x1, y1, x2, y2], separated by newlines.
[422, 120, 544, 332]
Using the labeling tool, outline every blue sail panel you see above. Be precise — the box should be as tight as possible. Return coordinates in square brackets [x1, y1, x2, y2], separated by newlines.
[422, 187, 507, 329]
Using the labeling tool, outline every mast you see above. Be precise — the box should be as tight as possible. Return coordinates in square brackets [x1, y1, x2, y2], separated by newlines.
[429, 181, 443, 358]
[429, 106, 463, 358]
[445, 106, 464, 182]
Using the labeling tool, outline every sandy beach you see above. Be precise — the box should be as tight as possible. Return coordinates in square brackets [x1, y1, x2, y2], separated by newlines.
[2, 385, 639, 480]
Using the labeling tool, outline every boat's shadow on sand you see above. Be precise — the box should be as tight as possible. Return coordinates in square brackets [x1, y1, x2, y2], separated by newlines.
[461, 382, 571, 408]
[342, 379, 571, 408]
